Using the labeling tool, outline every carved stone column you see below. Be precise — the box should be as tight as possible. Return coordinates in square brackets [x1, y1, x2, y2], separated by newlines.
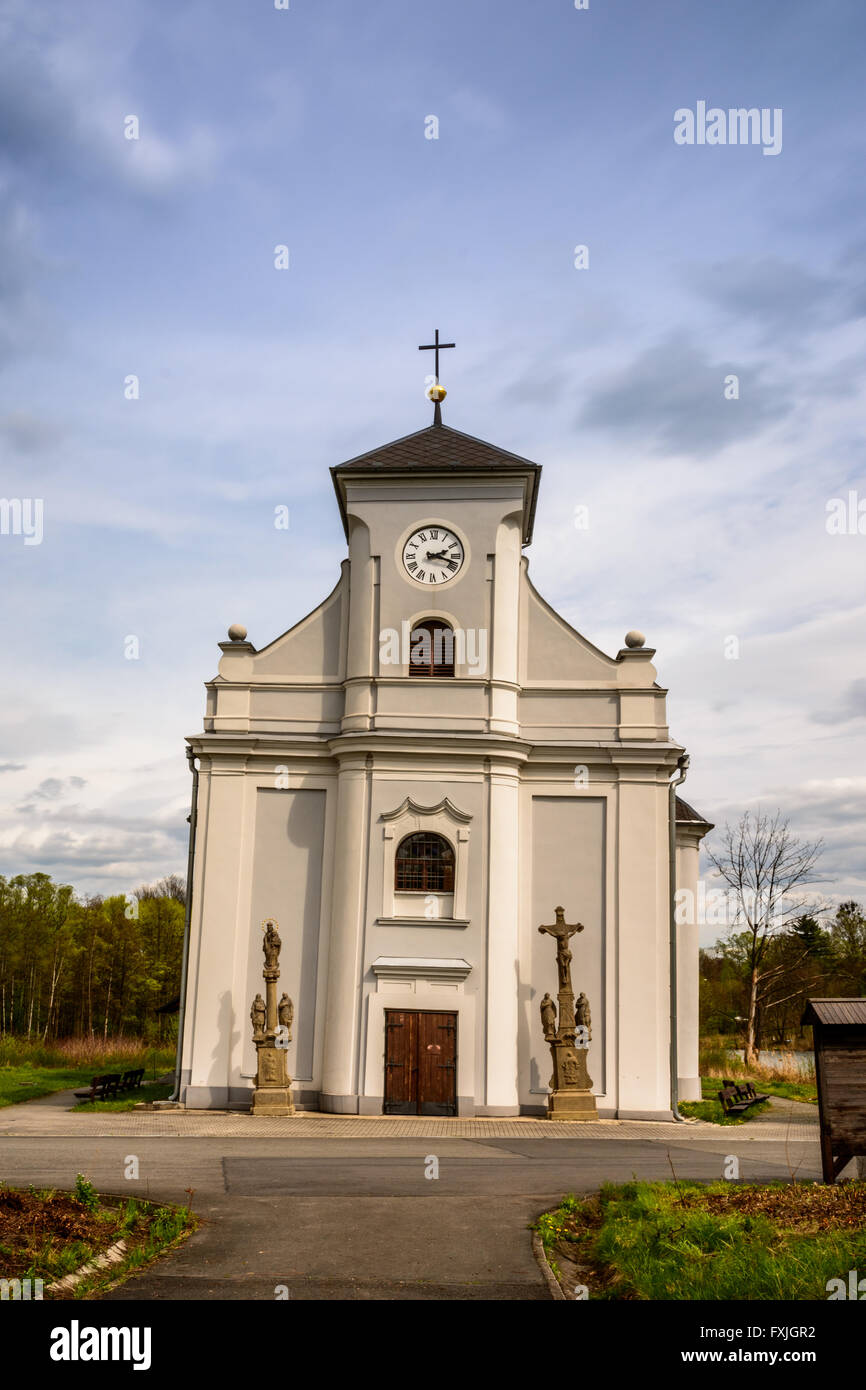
[251, 920, 294, 1116]
[538, 906, 598, 1121]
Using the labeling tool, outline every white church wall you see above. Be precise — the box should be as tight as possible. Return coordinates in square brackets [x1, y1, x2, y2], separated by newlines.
[675, 835, 702, 1102]
[251, 573, 346, 680]
[521, 567, 619, 685]
[248, 686, 344, 734]
[615, 774, 673, 1119]
[246, 787, 328, 1096]
[373, 680, 487, 727]
[523, 793, 607, 1114]
[320, 754, 370, 1109]
[484, 761, 521, 1112]
[518, 691, 618, 740]
[181, 759, 252, 1109]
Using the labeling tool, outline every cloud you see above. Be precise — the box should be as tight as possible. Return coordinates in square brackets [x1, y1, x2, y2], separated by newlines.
[29, 776, 87, 801]
[0, 799, 188, 888]
[0, 763, 25, 773]
[0, 411, 65, 453]
[578, 334, 792, 456]
[0, 11, 221, 195]
[0, 201, 52, 367]
[811, 678, 866, 725]
[689, 251, 866, 342]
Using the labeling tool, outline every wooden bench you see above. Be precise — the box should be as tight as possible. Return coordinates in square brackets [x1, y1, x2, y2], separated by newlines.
[73, 1073, 122, 1101]
[738, 1080, 770, 1105]
[717, 1085, 754, 1118]
[722, 1078, 771, 1106]
[118, 1068, 145, 1092]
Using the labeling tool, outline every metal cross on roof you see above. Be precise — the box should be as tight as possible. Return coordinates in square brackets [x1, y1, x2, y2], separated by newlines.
[418, 327, 455, 382]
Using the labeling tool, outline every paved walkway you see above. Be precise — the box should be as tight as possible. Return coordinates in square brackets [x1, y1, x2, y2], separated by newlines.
[0, 1090, 821, 1301]
[0, 1087, 819, 1140]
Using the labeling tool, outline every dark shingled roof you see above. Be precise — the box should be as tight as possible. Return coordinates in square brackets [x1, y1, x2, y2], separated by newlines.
[330, 422, 542, 542]
[333, 422, 541, 474]
[675, 795, 713, 828]
[802, 998, 866, 1027]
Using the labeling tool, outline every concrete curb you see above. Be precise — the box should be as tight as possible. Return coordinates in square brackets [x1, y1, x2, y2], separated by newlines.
[46, 1240, 127, 1296]
[531, 1226, 566, 1301]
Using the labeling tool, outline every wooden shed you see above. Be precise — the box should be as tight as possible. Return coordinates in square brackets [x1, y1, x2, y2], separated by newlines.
[801, 998, 866, 1182]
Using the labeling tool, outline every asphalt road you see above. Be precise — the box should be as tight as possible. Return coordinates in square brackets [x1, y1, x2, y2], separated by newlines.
[0, 1133, 821, 1301]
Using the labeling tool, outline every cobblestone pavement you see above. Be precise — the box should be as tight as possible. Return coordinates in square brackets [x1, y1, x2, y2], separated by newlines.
[0, 1088, 818, 1141]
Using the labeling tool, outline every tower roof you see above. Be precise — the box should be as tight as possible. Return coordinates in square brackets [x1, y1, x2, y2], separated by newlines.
[330, 422, 542, 542]
[675, 796, 714, 830]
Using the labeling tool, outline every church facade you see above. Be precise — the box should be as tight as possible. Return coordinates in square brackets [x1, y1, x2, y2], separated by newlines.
[179, 410, 712, 1119]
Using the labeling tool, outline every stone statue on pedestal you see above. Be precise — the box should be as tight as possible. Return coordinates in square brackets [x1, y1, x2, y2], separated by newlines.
[537, 906, 597, 1121]
[250, 994, 266, 1041]
[540, 992, 557, 1041]
[263, 921, 282, 970]
[250, 919, 295, 1117]
[278, 993, 294, 1037]
[576, 992, 592, 1041]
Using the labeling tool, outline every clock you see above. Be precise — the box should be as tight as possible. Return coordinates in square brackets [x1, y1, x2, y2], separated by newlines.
[401, 526, 466, 585]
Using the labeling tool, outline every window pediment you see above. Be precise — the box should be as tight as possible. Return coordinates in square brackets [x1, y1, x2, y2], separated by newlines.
[380, 796, 472, 922]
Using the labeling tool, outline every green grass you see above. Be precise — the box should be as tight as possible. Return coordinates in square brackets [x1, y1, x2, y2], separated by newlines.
[699, 1074, 817, 1106]
[0, 1040, 175, 1109]
[539, 1182, 866, 1300]
[678, 1094, 771, 1125]
[73, 1082, 173, 1112]
[68, 1198, 196, 1298]
[0, 1066, 106, 1108]
[741, 1077, 817, 1105]
[678, 1077, 816, 1126]
[1, 1180, 196, 1296]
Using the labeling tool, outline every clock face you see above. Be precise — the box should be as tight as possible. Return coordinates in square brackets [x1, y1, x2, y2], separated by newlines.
[402, 526, 465, 585]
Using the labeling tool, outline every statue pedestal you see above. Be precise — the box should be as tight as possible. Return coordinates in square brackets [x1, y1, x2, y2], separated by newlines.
[545, 1038, 598, 1122]
[251, 1038, 295, 1117]
[546, 1088, 597, 1120]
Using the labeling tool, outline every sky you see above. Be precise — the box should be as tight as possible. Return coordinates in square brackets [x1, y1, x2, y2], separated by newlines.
[0, 0, 864, 944]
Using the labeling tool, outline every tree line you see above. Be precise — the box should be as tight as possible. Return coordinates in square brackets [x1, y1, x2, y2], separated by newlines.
[0, 873, 185, 1041]
[701, 900, 866, 1052]
[700, 808, 866, 1061]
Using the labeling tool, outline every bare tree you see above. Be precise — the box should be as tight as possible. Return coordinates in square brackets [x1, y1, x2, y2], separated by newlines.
[706, 811, 824, 1065]
[133, 875, 186, 904]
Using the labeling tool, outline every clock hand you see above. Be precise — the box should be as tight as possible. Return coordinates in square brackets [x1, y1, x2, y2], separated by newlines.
[425, 549, 450, 561]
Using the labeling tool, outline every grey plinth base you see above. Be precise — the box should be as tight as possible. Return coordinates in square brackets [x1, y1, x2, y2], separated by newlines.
[546, 1089, 598, 1121]
[251, 1086, 295, 1117]
[319, 1093, 359, 1114]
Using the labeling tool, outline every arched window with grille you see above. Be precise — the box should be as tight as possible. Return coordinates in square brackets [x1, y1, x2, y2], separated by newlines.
[395, 832, 455, 893]
[409, 619, 454, 677]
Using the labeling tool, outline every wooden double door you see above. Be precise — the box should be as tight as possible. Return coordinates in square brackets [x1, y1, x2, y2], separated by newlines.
[384, 1010, 457, 1116]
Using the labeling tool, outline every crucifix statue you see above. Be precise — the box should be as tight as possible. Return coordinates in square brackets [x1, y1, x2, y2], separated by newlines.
[538, 906, 583, 998]
[537, 905, 597, 1121]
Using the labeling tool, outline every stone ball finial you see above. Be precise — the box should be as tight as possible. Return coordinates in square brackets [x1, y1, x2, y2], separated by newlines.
[624, 630, 645, 649]
[227, 623, 248, 642]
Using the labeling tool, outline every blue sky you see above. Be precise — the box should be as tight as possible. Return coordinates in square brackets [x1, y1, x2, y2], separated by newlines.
[1, 0, 864, 942]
